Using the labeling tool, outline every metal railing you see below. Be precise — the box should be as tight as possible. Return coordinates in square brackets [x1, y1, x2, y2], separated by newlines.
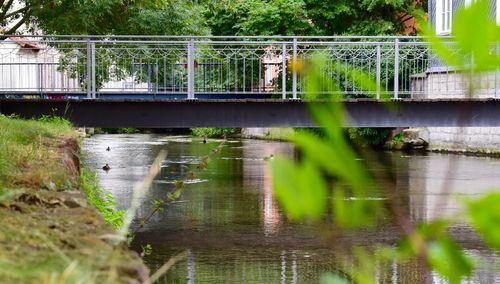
[0, 35, 471, 100]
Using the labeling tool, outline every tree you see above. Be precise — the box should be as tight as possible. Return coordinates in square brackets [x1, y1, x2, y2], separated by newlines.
[303, 0, 426, 35]
[0, 0, 210, 93]
[204, 0, 312, 36]
[204, 0, 426, 36]
[0, 0, 31, 35]
[1, 0, 208, 36]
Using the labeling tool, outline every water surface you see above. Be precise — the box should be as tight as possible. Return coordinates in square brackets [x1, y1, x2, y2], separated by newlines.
[83, 134, 500, 283]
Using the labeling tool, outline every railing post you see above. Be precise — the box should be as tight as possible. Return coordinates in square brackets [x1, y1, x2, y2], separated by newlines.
[86, 40, 92, 99]
[292, 38, 298, 100]
[282, 42, 287, 100]
[91, 42, 96, 99]
[394, 39, 400, 99]
[376, 44, 381, 100]
[38, 63, 43, 96]
[187, 39, 195, 100]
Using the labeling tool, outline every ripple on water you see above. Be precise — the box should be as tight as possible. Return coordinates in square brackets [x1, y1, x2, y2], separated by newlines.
[219, 157, 263, 161]
[153, 178, 209, 185]
[161, 157, 201, 166]
[121, 141, 168, 146]
[164, 137, 192, 143]
[344, 197, 387, 201]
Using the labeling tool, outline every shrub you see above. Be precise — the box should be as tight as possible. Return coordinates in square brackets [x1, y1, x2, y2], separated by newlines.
[347, 128, 392, 148]
[191, 128, 239, 138]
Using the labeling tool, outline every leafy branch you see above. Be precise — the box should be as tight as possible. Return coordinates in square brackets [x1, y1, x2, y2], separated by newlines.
[270, 1, 499, 283]
[133, 140, 226, 235]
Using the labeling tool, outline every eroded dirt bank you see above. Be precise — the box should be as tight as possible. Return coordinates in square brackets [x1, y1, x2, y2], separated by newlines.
[0, 123, 147, 283]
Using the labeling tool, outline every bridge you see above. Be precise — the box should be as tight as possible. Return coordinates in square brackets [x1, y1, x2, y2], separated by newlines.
[0, 35, 499, 127]
[2, 99, 500, 128]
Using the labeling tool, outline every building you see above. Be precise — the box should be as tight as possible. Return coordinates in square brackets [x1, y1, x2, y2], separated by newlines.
[412, 0, 500, 153]
[422, 0, 499, 98]
[0, 36, 79, 97]
[0, 36, 150, 98]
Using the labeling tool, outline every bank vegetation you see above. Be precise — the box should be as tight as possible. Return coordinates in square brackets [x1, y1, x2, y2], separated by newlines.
[0, 115, 146, 283]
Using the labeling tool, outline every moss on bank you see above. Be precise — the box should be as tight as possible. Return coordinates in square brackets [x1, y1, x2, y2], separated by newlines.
[0, 115, 146, 283]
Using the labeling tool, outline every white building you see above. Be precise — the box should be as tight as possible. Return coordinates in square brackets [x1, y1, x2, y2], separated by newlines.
[0, 36, 150, 97]
[0, 37, 79, 95]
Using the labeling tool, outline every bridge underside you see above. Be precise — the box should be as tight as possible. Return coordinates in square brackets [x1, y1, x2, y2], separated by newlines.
[1, 99, 500, 128]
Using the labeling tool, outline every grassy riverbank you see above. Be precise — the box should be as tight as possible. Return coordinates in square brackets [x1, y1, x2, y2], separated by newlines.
[0, 115, 145, 283]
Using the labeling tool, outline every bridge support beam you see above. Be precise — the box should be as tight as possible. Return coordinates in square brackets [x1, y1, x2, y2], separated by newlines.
[1, 99, 500, 128]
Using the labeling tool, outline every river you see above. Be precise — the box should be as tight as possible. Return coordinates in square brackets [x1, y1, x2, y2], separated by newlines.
[83, 134, 500, 283]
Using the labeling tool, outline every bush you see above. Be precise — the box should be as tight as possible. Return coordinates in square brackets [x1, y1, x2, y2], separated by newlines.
[191, 128, 239, 138]
[98, 128, 139, 134]
[294, 128, 326, 138]
[347, 128, 392, 148]
[392, 132, 404, 143]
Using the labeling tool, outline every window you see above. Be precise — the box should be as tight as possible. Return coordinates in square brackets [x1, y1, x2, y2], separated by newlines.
[497, 0, 500, 25]
[436, 0, 452, 34]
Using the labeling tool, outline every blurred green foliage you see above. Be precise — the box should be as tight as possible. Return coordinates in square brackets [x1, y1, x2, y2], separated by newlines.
[271, 54, 379, 228]
[467, 193, 500, 251]
[423, 0, 500, 74]
[271, 1, 499, 283]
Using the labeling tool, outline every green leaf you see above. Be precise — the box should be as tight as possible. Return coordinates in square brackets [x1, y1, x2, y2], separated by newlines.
[422, 0, 500, 73]
[320, 273, 350, 284]
[452, 0, 500, 71]
[292, 131, 370, 192]
[397, 220, 449, 258]
[333, 187, 380, 228]
[171, 189, 182, 200]
[467, 192, 500, 250]
[397, 221, 473, 284]
[270, 157, 328, 220]
[427, 238, 474, 284]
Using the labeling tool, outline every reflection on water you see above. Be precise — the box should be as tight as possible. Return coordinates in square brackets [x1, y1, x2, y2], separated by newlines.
[83, 134, 500, 283]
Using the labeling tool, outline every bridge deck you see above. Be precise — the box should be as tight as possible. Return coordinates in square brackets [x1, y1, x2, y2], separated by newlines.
[1, 99, 500, 128]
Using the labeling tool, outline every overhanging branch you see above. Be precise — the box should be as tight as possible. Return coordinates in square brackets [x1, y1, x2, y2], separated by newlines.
[4, 6, 29, 19]
[4, 11, 30, 35]
[0, 0, 15, 20]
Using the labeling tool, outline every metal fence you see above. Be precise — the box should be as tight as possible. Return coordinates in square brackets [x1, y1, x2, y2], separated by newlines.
[0, 35, 460, 100]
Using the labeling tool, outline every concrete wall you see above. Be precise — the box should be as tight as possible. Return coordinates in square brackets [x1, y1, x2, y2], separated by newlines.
[412, 72, 500, 153]
[427, 127, 500, 153]
[433, 72, 499, 98]
[412, 72, 500, 99]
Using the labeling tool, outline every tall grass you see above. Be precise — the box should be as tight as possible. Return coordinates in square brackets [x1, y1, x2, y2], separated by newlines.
[0, 114, 74, 191]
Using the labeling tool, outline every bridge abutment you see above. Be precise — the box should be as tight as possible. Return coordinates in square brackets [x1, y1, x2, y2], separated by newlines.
[411, 70, 500, 154]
